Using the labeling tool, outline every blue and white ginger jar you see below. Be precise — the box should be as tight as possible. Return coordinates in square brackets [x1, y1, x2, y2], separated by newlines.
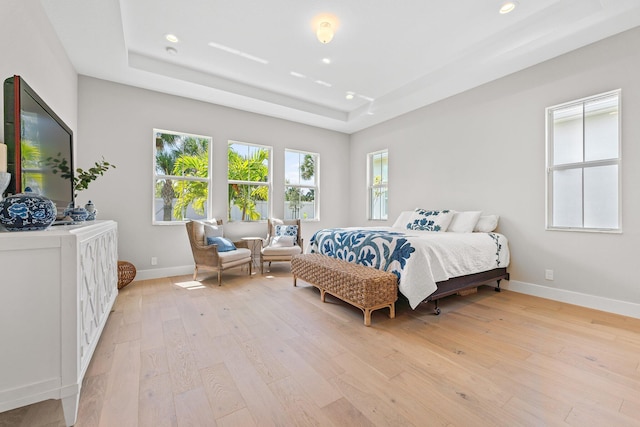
[69, 206, 88, 223]
[84, 200, 97, 221]
[0, 187, 56, 231]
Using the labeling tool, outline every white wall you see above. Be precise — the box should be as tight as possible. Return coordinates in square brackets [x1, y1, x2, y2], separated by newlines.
[5, 1, 640, 317]
[77, 77, 350, 278]
[0, 0, 77, 142]
[349, 27, 640, 317]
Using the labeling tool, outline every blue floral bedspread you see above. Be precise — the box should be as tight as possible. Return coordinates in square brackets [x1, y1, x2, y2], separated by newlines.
[309, 228, 414, 280]
[308, 227, 510, 309]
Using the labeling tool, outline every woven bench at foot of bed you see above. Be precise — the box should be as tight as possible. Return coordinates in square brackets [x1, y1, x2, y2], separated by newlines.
[291, 253, 398, 326]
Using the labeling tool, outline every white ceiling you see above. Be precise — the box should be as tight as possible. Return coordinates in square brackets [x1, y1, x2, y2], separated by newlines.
[41, 0, 640, 134]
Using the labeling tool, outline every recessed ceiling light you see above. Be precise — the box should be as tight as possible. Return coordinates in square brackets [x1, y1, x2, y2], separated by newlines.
[166, 46, 178, 55]
[345, 91, 355, 100]
[499, 1, 517, 14]
[322, 58, 331, 64]
[165, 34, 179, 43]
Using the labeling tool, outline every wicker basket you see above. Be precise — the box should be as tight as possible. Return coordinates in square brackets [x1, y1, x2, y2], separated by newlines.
[117, 261, 136, 289]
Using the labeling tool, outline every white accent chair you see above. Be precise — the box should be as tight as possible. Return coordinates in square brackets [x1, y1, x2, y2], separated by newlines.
[260, 218, 303, 273]
[185, 219, 252, 284]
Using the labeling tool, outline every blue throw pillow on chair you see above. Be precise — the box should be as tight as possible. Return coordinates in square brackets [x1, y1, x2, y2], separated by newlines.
[206, 236, 237, 252]
[275, 224, 298, 239]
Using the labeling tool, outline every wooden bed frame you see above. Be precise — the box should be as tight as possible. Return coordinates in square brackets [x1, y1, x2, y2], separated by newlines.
[425, 267, 510, 315]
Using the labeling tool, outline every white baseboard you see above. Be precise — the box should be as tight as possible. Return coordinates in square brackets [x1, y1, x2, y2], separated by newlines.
[504, 280, 640, 320]
[135, 265, 193, 281]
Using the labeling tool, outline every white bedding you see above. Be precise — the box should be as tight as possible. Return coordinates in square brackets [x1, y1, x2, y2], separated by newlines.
[307, 227, 510, 309]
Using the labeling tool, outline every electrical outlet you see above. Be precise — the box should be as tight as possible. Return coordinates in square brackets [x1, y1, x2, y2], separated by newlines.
[545, 269, 554, 281]
[151, 257, 158, 266]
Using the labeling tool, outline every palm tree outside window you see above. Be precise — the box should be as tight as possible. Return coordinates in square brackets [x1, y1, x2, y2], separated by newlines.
[227, 141, 271, 221]
[284, 149, 318, 220]
[153, 129, 211, 223]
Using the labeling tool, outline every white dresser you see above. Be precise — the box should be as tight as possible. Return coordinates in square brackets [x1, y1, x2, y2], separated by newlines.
[0, 220, 118, 426]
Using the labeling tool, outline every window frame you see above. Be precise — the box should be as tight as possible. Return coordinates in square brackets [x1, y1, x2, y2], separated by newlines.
[152, 128, 212, 225]
[545, 89, 622, 233]
[367, 149, 389, 221]
[227, 140, 272, 222]
[284, 149, 319, 221]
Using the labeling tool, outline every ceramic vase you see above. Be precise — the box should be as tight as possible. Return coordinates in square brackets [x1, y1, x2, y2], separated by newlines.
[0, 187, 57, 231]
[69, 206, 89, 223]
[84, 200, 97, 220]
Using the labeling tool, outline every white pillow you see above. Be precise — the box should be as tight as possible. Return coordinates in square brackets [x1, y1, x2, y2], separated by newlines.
[406, 209, 454, 232]
[268, 218, 286, 245]
[203, 221, 223, 244]
[447, 211, 482, 233]
[270, 235, 295, 247]
[270, 218, 284, 227]
[474, 215, 500, 232]
[392, 211, 414, 229]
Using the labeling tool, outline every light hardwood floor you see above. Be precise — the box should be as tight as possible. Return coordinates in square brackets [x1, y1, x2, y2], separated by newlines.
[2, 264, 640, 427]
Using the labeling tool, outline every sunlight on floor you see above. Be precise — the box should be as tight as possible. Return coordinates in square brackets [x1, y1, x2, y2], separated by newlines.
[174, 280, 206, 290]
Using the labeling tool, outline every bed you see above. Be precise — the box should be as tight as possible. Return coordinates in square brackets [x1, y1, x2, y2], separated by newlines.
[307, 210, 510, 314]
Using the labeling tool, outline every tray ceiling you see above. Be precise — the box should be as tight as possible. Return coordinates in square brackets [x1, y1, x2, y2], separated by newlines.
[41, 0, 640, 133]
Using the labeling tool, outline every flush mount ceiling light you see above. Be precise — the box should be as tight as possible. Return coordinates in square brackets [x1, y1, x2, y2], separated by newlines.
[312, 14, 339, 44]
[317, 21, 334, 43]
[499, 1, 518, 14]
[165, 34, 179, 43]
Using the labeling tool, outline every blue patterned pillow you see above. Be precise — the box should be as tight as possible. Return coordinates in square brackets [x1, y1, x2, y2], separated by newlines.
[206, 236, 237, 252]
[275, 224, 298, 238]
[406, 209, 454, 232]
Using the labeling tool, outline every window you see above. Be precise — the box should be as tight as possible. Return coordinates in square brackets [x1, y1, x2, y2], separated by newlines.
[153, 129, 211, 224]
[546, 90, 621, 231]
[284, 149, 318, 220]
[228, 141, 271, 221]
[368, 149, 388, 220]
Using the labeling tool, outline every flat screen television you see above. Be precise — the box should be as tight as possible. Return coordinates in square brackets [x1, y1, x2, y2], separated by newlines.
[3, 75, 74, 216]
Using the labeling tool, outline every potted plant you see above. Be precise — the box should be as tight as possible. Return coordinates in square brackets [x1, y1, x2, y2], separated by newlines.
[46, 154, 116, 221]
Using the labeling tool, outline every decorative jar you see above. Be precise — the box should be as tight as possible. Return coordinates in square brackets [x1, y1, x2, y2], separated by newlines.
[69, 206, 89, 223]
[84, 200, 97, 220]
[0, 187, 56, 231]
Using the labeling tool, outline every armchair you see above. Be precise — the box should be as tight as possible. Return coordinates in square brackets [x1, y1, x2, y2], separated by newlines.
[185, 220, 252, 285]
[260, 218, 303, 273]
